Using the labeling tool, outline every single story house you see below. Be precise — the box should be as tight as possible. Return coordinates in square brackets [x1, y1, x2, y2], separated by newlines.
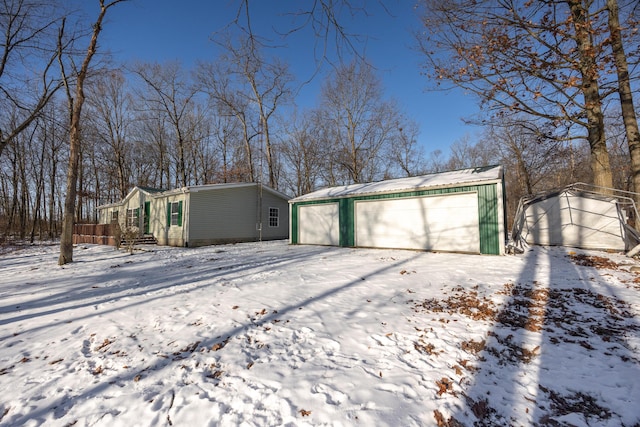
[97, 182, 290, 247]
[509, 183, 640, 252]
[289, 165, 506, 255]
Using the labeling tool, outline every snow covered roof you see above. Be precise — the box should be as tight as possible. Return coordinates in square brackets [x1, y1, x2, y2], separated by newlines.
[290, 165, 503, 202]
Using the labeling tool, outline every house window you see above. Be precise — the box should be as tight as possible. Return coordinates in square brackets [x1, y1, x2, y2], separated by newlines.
[111, 210, 119, 223]
[269, 207, 279, 227]
[168, 201, 182, 226]
[126, 208, 139, 228]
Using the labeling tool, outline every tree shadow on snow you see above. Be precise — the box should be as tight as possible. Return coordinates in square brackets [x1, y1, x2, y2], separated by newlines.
[0, 243, 340, 334]
[440, 245, 640, 426]
[0, 243, 422, 425]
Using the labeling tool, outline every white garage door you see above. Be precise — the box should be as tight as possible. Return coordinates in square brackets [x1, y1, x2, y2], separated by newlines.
[298, 203, 340, 246]
[355, 192, 480, 252]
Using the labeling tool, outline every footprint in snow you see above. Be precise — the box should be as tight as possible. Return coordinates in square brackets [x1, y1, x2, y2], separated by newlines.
[312, 383, 347, 405]
[370, 334, 396, 347]
[293, 327, 315, 341]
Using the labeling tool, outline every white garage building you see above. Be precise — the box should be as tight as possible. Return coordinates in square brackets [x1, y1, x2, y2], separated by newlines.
[289, 165, 506, 255]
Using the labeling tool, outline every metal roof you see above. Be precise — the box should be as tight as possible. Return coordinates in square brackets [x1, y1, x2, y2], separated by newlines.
[290, 165, 503, 202]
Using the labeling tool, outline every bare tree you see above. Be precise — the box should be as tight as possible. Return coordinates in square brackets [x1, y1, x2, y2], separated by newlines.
[86, 69, 133, 199]
[389, 119, 427, 177]
[606, 0, 640, 197]
[58, 0, 127, 266]
[197, 60, 258, 183]
[280, 110, 328, 196]
[133, 109, 171, 189]
[0, 0, 63, 158]
[41, 100, 66, 239]
[133, 61, 198, 188]
[417, 0, 618, 188]
[445, 136, 496, 171]
[209, 110, 243, 183]
[318, 60, 402, 184]
[187, 103, 219, 185]
[447, 118, 592, 225]
[228, 0, 371, 73]
[243, 48, 292, 189]
[203, 32, 294, 189]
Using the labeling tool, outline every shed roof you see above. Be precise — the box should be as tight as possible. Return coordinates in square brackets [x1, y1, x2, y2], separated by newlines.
[290, 165, 503, 202]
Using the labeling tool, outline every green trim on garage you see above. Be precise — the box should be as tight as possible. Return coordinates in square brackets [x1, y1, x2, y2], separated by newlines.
[290, 183, 502, 255]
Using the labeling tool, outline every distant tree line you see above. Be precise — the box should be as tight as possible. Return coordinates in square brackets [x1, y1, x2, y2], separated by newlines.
[0, 57, 427, 241]
[0, 0, 638, 247]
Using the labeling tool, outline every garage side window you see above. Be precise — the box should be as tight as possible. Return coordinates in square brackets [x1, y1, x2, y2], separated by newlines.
[167, 201, 183, 226]
[111, 210, 119, 223]
[269, 207, 279, 227]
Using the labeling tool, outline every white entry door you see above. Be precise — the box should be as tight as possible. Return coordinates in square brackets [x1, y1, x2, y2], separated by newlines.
[355, 193, 480, 252]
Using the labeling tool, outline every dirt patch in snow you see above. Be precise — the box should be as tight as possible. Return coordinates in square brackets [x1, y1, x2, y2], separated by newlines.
[568, 253, 620, 270]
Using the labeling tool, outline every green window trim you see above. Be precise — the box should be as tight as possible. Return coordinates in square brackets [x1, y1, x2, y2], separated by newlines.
[167, 200, 183, 227]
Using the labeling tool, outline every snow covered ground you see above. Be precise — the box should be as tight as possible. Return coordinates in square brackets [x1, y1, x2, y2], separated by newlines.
[0, 240, 639, 426]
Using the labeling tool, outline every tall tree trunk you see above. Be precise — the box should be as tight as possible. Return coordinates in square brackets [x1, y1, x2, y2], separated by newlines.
[5, 148, 18, 237]
[59, 101, 82, 264]
[607, 0, 640, 198]
[30, 134, 47, 243]
[58, 0, 125, 265]
[76, 151, 84, 222]
[176, 133, 187, 187]
[239, 114, 255, 182]
[262, 117, 276, 189]
[507, 135, 533, 195]
[18, 138, 29, 239]
[48, 133, 58, 239]
[569, 0, 613, 189]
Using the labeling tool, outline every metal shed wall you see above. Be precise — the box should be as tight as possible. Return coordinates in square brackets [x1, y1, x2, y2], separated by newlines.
[518, 191, 626, 250]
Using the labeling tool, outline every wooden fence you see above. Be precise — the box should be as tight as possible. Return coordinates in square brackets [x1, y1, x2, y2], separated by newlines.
[73, 223, 118, 246]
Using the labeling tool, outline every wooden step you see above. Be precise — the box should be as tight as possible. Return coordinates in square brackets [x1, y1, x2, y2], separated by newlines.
[120, 235, 157, 245]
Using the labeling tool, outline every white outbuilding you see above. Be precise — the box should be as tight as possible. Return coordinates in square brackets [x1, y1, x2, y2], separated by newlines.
[509, 183, 640, 252]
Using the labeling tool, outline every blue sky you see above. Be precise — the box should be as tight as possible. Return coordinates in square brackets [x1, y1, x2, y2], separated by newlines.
[85, 0, 481, 157]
